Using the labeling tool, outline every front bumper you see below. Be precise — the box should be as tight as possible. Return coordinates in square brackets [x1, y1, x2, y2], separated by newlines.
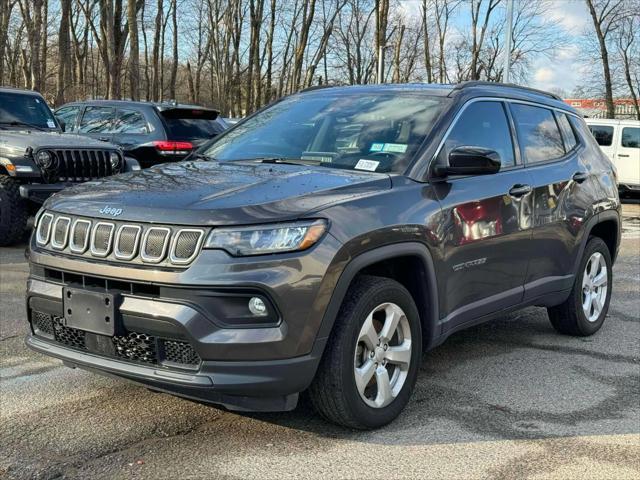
[26, 334, 325, 411]
[20, 183, 67, 203]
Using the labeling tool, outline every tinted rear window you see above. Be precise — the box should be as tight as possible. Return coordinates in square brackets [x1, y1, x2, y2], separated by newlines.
[588, 125, 614, 146]
[161, 109, 224, 141]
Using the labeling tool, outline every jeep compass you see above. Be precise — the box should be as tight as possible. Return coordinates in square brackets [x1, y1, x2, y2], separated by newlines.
[26, 82, 621, 429]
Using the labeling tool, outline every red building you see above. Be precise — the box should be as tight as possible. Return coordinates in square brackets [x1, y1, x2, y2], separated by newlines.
[564, 98, 639, 119]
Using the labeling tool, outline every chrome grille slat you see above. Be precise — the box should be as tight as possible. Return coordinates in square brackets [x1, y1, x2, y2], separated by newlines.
[36, 212, 204, 266]
[69, 219, 91, 253]
[141, 227, 171, 263]
[50, 216, 71, 250]
[90, 222, 115, 257]
[114, 225, 142, 260]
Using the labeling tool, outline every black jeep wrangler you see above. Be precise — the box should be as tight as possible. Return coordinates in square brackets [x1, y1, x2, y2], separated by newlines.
[0, 87, 137, 245]
[25, 82, 621, 429]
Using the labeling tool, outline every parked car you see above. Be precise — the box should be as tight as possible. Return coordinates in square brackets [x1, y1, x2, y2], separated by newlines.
[26, 82, 620, 429]
[0, 87, 136, 246]
[55, 100, 228, 169]
[585, 118, 640, 194]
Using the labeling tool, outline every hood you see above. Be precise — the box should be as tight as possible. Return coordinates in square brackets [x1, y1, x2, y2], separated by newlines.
[45, 161, 392, 225]
[0, 130, 119, 152]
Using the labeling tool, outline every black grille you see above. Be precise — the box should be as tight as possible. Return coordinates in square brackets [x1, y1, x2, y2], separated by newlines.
[32, 311, 54, 335]
[31, 310, 201, 370]
[173, 230, 202, 261]
[53, 316, 87, 350]
[53, 149, 116, 182]
[143, 228, 169, 261]
[163, 340, 201, 366]
[92, 223, 114, 255]
[70, 220, 91, 252]
[115, 226, 140, 258]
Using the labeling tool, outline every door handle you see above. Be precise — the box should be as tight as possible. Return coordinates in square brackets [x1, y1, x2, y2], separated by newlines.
[572, 171, 589, 183]
[617, 154, 630, 158]
[508, 184, 532, 197]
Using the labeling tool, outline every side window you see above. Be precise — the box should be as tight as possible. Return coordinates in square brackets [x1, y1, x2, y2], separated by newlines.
[511, 104, 564, 163]
[556, 113, 578, 152]
[621, 127, 639, 148]
[55, 106, 81, 132]
[588, 125, 614, 146]
[78, 106, 114, 133]
[112, 109, 149, 134]
[443, 101, 515, 168]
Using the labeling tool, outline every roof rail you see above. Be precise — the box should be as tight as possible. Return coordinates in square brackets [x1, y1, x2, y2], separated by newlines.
[451, 81, 563, 101]
[299, 82, 346, 93]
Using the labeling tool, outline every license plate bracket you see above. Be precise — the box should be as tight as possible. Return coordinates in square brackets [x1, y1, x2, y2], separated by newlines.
[63, 287, 118, 336]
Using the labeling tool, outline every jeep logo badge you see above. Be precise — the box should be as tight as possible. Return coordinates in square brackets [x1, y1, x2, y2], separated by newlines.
[99, 206, 123, 217]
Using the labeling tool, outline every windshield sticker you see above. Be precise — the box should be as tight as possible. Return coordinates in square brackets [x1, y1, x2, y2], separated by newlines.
[382, 143, 407, 153]
[369, 143, 385, 152]
[47, 120, 56, 129]
[355, 159, 380, 171]
[302, 154, 333, 163]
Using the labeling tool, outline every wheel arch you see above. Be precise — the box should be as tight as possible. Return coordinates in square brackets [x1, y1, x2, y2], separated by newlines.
[574, 209, 621, 274]
[316, 242, 440, 351]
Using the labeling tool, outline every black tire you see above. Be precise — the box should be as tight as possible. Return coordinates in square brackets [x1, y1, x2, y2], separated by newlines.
[309, 275, 422, 429]
[547, 237, 612, 336]
[0, 175, 28, 247]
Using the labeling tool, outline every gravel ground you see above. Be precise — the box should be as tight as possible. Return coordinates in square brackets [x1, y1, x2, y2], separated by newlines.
[1, 203, 638, 480]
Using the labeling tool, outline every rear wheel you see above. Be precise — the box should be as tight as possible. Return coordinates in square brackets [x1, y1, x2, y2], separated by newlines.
[309, 275, 422, 429]
[0, 175, 27, 246]
[547, 237, 612, 336]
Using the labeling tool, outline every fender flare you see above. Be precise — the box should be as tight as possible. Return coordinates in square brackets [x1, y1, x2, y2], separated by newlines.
[315, 242, 441, 350]
[572, 209, 621, 275]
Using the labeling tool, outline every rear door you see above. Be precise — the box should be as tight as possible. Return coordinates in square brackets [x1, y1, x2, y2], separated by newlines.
[512, 104, 593, 301]
[77, 106, 115, 143]
[616, 126, 640, 188]
[111, 107, 152, 151]
[433, 100, 534, 331]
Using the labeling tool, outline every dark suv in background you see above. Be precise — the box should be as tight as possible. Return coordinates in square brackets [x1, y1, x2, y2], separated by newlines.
[26, 82, 620, 429]
[0, 87, 131, 246]
[55, 100, 228, 168]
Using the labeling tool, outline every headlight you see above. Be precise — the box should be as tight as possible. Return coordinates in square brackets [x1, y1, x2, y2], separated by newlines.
[204, 220, 327, 256]
[109, 151, 122, 170]
[36, 150, 55, 169]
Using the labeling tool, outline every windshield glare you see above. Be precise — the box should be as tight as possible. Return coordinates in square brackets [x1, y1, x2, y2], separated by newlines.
[0, 92, 58, 130]
[204, 92, 445, 174]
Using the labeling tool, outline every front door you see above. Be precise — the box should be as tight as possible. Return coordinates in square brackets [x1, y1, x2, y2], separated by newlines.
[432, 100, 534, 332]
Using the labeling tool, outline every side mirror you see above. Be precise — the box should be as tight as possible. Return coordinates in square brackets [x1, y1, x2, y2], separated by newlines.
[56, 116, 66, 132]
[434, 146, 501, 177]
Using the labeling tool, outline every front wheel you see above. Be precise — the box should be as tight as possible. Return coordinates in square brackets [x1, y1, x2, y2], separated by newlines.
[309, 275, 422, 429]
[547, 237, 612, 336]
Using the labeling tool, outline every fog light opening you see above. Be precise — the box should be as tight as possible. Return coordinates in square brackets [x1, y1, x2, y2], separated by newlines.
[248, 297, 268, 317]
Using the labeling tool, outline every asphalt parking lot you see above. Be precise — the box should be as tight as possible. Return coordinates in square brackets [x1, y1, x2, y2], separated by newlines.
[1, 203, 639, 480]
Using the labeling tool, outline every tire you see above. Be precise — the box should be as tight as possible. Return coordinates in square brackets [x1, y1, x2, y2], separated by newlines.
[0, 175, 28, 247]
[547, 237, 612, 336]
[309, 275, 422, 429]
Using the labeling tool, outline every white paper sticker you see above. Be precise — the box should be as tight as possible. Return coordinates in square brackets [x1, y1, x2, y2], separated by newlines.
[355, 159, 380, 171]
[47, 120, 56, 128]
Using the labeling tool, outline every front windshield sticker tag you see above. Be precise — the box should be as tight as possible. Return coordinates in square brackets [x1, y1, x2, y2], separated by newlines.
[369, 143, 384, 152]
[47, 120, 56, 128]
[382, 143, 407, 153]
[355, 159, 380, 171]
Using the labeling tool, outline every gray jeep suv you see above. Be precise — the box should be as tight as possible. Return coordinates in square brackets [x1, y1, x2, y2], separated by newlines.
[25, 82, 621, 429]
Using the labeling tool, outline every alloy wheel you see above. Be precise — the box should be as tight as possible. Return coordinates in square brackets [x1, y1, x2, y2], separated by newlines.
[582, 252, 608, 322]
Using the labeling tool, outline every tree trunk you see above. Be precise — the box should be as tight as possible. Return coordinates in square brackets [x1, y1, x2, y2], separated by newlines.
[128, 0, 140, 100]
[169, 0, 178, 100]
[151, 0, 163, 101]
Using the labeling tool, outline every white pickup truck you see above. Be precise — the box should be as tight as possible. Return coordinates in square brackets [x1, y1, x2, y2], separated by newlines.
[585, 118, 639, 194]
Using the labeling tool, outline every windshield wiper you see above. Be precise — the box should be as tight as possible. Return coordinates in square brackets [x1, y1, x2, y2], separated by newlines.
[251, 157, 322, 166]
[0, 121, 49, 132]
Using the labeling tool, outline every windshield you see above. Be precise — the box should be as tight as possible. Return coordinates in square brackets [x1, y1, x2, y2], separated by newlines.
[0, 92, 58, 130]
[203, 92, 446, 173]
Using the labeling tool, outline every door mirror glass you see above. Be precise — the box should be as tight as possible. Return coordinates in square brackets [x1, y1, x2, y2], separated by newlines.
[436, 146, 501, 176]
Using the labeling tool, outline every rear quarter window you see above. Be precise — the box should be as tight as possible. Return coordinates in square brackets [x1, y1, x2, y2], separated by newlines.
[556, 113, 578, 152]
[588, 125, 614, 146]
[511, 103, 565, 163]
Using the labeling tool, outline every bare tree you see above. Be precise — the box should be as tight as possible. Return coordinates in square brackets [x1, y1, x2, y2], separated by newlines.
[615, 13, 640, 119]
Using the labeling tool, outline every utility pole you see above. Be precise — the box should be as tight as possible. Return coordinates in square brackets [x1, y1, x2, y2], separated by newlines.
[503, 0, 514, 83]
[377, 45, 394, 84]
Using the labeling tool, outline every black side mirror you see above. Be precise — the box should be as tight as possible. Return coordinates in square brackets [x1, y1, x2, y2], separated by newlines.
[56, 116, 66, 132]
[434, 146, 501, 177]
